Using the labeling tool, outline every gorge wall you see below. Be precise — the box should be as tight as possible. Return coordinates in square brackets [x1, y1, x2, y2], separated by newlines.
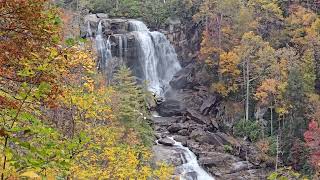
[82, 13, 271, 179]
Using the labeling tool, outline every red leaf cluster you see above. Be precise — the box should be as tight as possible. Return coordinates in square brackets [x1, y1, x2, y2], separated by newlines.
[0, 96, 17, 109]
[304, 120, 320, 169]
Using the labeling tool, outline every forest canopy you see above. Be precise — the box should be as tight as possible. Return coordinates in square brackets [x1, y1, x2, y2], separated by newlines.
[1, 0, 320, 179]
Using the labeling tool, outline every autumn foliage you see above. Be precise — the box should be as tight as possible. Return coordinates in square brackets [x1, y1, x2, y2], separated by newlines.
[0, 0, 173, 179]
[304, 120, 320, 172]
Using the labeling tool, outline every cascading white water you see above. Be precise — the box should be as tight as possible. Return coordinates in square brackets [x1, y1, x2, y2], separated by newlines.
[123, 35, 128, 61]
[129, 20, 181, 96]
[95, 21, 112, 70]
[118, 35, 123, 59]
[87, 21, 93, 38]
[167, 137, 214, 180]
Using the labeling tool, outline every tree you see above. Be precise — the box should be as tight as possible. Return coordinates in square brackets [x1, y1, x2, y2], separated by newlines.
[113, 66, 154, 146]
[211, 51, 240, 96]
[304, 120, 320, 174]
[247, 0, 284, 46]
[0, 0, 60, 66]
[255, 79, 280, 135]
[235, 32, 277, 121]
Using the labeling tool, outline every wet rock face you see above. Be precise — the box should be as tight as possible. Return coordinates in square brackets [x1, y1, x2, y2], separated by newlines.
[158, 137, 176, 146]
[161, 18, 202, 66]
[170, 63, 198, 90]
[83, 14, 201, 67]
[82, 14, 130, 36]
[152, 145, 184, 166]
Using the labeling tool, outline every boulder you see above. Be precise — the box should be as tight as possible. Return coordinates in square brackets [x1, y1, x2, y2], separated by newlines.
[199, 151, 241, 168]
[186, 108, 211, 125]
[156, 99, 186, 117]
[165, 16, 181, 25]
[230, 161, 253, 173]
[96, 13, 109, 19]
[200, 94, 219, 115]
[168, 123, 186, 133]
[170, 64, 198, 90]
[173, 135, 188, 146]
[198, 151, 260, 177]
[158, 137, 176, 146]
[84, 14, 99, 23]
[216, 168, 268, 180]
[152, 145, 184, 166]
[151, 116, 179, 127]
[215, 132, 241, 148]
[189, 128, 206, 140]
[190, 130, 236, 147]
[178, 129, 190, 136]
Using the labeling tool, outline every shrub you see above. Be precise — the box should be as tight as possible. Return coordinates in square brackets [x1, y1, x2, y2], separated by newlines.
[234, 119, 262, 142]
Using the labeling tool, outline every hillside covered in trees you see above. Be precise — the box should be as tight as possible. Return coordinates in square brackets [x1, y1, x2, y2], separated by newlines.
[1, 0, 320, 179]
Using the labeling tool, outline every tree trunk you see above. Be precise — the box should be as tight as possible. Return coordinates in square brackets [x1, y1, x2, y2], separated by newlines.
[270, 105, 273, 136]
[245, 61, 250, 121]
[275, 134, 279, 170]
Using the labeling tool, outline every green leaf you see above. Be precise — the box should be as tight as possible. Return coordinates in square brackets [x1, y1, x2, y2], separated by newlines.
[65, 38, 76, 46]
[19, 112, 34, 121]
[5, 148, 13, 160]
[268, 172, 278, 180]
[37, 63, 49, 71]
[38, 82, 51, 93]
[17, 67, 35, 77]
[54, 16, 62, 25]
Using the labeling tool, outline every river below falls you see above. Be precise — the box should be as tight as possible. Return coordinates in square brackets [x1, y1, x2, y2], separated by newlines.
[153, 114, 214, 180]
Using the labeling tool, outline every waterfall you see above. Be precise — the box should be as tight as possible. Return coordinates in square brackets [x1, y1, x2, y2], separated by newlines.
[123, 35, 128, 61]
[95, 21, 112, 71]
[154, 136, 214, 180]
[129, 20, 181, 96]
[87, 21, 93, 38]
[129, 20, 149, 31]
[168, 137, 214, 180]
[118, 35, 123, 59]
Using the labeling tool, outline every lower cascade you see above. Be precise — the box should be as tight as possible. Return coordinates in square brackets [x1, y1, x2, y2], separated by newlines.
[167, 137, 214, 180]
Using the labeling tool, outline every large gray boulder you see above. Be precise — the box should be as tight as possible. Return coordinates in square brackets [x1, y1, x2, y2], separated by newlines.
[170, 64, 198, 90]
[156, 99, 186, 117]
[84, 14, 99, 24]
[152, 145, 184, 166]
[158, 137, 176, 146]
[200, 94, 220, 115]
[96, 13, 109, 19]
[168, 123, 186, 133]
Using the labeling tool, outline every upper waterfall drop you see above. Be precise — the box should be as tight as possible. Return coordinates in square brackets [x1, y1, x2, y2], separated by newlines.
[128, 20, 149, 31]
[129, 20, 181, 96]
[95, 21, 112, 71]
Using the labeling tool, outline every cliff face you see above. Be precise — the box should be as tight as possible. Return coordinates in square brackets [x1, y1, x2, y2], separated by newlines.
[159, 17, 202, 67]
[81, 14, 201, 67]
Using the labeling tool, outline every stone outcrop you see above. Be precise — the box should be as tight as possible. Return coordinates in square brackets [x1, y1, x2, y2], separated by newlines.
[158, 137, 176, 146]
[169, 63, 197, 89]
[161, 17, 202, 66]
[152, 145, 184, 166]
[152, 65, 270, 179]
[156, 99, 186, 117]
